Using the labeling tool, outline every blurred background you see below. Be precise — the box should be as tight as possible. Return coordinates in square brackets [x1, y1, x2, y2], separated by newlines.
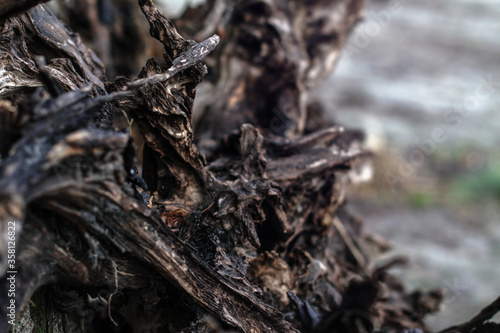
[312, 0, 500, 330]
[119, 0, 500, 330]
[161, 0, 500, 330]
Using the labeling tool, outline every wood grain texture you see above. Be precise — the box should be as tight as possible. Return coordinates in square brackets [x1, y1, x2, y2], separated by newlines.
[0, 1, 461, 332]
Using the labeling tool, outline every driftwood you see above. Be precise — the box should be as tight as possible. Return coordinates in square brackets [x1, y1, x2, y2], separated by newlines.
[0, 0, 498, 332]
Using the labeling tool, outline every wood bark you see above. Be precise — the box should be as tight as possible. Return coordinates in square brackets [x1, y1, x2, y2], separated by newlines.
[1, 0, 497, 332]
[0, 0, 49, 20]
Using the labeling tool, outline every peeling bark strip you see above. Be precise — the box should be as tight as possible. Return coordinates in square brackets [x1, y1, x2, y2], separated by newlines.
[1, 0, 495, 333]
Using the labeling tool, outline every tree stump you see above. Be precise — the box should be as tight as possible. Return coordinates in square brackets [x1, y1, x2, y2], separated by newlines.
[1, 1, 498, 332]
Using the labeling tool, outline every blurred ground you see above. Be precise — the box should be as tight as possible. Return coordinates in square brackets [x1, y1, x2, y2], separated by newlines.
[311, 0, 500, 330]
[161, 0, 500, 329]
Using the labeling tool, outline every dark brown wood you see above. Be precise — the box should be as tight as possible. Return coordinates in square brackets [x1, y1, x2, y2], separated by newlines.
[0, 0, 49, 21]
[175, 0, 366, 149]
[3, 1, 491, 333]
[439, 296, 500, 333]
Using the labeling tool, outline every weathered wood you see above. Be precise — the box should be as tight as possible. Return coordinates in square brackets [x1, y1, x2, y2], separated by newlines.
[439, 296, 500, 333]
[0, 3, 299, 331]
[1, 1, 480, 332]
[0, 0, 49, 21]
[175, 0, 366, 150]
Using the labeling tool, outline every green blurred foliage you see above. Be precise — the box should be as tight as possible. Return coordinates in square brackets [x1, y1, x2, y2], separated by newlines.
[407, 191, 435, 209]
[451, 162, 500, 203]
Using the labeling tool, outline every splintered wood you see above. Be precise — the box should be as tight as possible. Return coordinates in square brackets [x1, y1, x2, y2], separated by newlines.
[1, 0, 498, 332]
